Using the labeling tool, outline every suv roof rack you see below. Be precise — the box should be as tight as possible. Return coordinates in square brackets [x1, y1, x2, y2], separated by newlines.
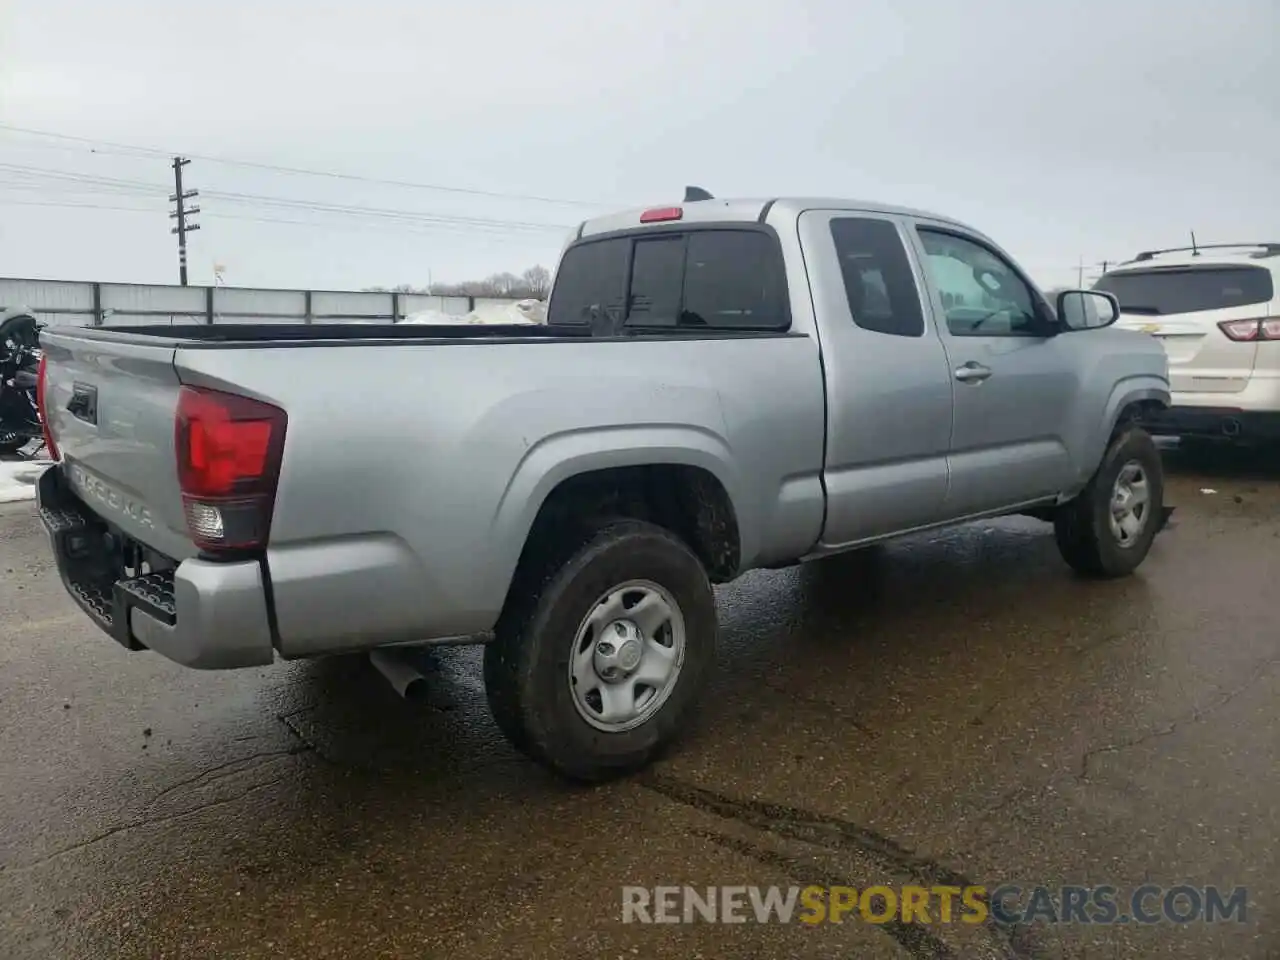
[1129, 242, 1280, 263]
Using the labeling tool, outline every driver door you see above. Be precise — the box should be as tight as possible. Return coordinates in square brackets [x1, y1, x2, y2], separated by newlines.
[905, 221, 1077, 517]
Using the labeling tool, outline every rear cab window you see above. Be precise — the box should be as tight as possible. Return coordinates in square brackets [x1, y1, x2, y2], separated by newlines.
[547, 227, 790, 334]
[1094, 265, 1276, 316]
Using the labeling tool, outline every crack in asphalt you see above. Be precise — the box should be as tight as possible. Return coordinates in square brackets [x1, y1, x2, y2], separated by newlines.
[2, 773, 291, 874]
[1077, 654, 1280, 781]
[640, 774, 1033, 959]
[273, 707, 346, 768]
[148, 747, 309, 804]
[694, 827, 963, 959]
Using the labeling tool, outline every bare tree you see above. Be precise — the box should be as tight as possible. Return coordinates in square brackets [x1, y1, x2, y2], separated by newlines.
[521, 265, 551, 299]
[419, 265, 552, 300]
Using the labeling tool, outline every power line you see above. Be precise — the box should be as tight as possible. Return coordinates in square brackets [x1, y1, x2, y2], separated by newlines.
[202, 190, 571, 231]
[0, 198, 564, 242]
[0, 162, 166, 194]
[0, 162, 573, 232]
[0, 122, 609, 208]
[0, 199, 159, 213]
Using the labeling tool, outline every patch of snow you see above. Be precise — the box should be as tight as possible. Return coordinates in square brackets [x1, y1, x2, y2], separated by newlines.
[401, 299, 545, 326]
[0, 459, 53, 504]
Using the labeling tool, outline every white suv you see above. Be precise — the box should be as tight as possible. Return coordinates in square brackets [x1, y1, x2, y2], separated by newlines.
[1095, 243, 1280, 443]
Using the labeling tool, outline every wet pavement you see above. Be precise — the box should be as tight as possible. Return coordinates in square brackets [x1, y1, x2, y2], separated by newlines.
[2, 443, 1279, 959]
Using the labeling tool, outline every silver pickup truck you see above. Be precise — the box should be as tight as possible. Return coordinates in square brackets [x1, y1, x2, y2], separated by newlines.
[35, 193, 1171, 781]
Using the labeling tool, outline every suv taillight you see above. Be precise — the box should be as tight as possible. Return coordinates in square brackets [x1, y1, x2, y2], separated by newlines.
[1219, 318, 1280, 342]
[36, 353, 59, 461]
[175, 386, 287, 553]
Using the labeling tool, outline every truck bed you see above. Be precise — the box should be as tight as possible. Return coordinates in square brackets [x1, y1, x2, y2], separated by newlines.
[38, 319, 827, 659]
[84, 322, 593, 344]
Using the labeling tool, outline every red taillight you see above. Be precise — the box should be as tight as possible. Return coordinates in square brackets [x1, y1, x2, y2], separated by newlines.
[640, 206, 683, 223]
[1219, 318, 1280, 342]
[175, 386, 287, 553]
[36, 353, 59, 461]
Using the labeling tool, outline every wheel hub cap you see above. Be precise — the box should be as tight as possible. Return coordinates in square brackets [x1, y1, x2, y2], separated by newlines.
[595, 621, 643, 679]
[1109, 459, 1151, 547]
[568, 580, 687, 733]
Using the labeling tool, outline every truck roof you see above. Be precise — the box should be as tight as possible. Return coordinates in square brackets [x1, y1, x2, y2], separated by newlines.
[575, 196, 971, 240]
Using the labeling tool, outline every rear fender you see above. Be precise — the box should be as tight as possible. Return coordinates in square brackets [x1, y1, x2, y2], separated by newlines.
[488, 425, 745, 592]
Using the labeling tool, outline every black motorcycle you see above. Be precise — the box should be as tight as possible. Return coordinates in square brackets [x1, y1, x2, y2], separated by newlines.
[0, 307, 43, 455]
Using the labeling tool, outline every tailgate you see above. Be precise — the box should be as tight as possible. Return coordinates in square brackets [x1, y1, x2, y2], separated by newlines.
[41, 329, 196, 560]
[1115, 307, 1259, 393]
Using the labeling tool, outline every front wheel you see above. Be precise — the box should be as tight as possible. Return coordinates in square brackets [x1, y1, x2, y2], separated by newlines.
[483, 519, 718, 782]
[1054, 426, 1165, 578]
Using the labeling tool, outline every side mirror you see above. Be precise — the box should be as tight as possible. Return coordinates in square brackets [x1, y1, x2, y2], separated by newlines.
[1056, 289, 1119, 332]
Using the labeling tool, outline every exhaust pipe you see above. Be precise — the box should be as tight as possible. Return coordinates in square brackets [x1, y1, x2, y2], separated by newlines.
[369, 648, 430, 700]
[1222, 418, 1242, 438]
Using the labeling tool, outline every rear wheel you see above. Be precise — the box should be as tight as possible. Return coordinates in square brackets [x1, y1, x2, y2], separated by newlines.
[1054, 427, 1164, 578]
[483, 519, 717, 782]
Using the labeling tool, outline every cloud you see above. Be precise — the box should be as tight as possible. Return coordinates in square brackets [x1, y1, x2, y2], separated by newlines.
[1, 0, 1277, 291]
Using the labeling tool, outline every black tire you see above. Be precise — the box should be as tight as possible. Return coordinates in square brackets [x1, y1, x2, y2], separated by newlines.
[483, 519, 718, 783]
[1054, 426, 1164, 578]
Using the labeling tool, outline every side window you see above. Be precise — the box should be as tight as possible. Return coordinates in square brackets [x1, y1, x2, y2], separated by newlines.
[917, 229, 1042, 337]
[829, 218, 925, 337]
[546, 237, 628, 327]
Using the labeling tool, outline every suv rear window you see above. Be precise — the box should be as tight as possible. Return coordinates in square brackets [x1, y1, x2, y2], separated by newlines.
[547, 228, 789, 332]
[1094, 265, 1275, 315]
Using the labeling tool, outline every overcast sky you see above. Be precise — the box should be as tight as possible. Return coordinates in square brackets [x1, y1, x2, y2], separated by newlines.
[1, 0, 1277, 292]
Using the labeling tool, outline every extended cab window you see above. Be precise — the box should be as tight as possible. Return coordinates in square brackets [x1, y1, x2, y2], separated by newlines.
[918, 229, 1042, 337]
[1094, 265, 1274, 315]
[830, 218, 925, 337]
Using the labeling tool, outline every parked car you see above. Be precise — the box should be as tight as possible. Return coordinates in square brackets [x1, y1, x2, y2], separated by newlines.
[0, 307, 44, 455]
[34, 192, 1170, 781]
[1096, 242, 1280, 444]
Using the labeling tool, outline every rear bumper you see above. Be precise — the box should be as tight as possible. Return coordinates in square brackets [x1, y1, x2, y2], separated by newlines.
[1147, 406, 1280, 441]
[36, 465, 275, 669]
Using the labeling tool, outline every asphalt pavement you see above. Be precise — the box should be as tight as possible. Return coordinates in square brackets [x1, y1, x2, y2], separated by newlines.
[2, 444, 1279, 959]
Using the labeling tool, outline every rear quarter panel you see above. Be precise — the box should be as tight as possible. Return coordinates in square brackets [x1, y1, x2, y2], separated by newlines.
[176, 334, 827, 656]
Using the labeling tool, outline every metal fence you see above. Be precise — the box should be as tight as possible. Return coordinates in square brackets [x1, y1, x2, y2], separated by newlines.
[0, 277, 521, 328]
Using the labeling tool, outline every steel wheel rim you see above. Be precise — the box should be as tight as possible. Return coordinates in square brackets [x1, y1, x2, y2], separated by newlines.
[568, 579, 686, 733]
[1109, 459, 1150, 547]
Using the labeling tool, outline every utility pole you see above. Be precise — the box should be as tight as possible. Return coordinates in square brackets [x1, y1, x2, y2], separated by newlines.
[169, 157, 200, 285]
[1076, 255, 1085, 288]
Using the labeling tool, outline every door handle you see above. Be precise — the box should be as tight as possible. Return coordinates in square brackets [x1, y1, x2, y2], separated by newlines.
[954, 362, 992, 384]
